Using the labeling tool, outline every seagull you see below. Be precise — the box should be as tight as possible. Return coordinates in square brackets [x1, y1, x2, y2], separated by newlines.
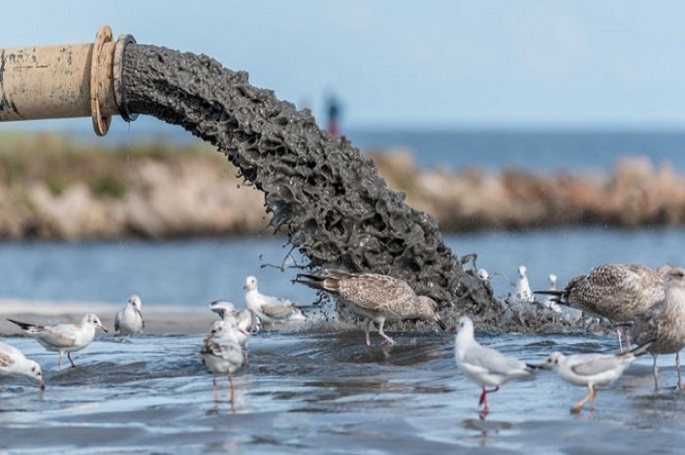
[114, 294, 145, 336]
[7, 314, 108, 369]
[294, 269, 447, 346]
[208, 300, 238, 320]
[244, 276, 306, 325]
[476, 268, 490, 282]
[542, 274, 562, 312]
[0, 342, 45, 391]
[452, 316, 535, 419]
[208, 300, 260, 364]
[536, 341, 653, 413]
[630, 266, 685, 391]
[516, 265, 534, 302]
[535, 263, 667, 351]
[200, 320, 244, 407]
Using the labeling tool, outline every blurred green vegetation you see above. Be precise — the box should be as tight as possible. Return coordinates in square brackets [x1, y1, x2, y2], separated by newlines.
[0, 131, 225, 199]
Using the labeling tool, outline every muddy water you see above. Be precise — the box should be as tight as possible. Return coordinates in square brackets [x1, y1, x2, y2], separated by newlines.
[119, 44, 496, 326]
[2, 327, 684, 454]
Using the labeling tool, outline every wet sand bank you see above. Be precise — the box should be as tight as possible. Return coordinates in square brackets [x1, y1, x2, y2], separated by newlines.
[0, 299, 216, 336]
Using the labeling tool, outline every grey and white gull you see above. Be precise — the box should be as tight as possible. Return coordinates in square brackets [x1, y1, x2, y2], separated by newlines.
[452, 316, 535, 419]
[200, 319, 244, 407]
[114, 294, 145, 336]
[7, 314, 108, 369]
[516, 265, 534, 303]
[244, 276, 306, 325]
[537, 342, 653, 413]
[0, 342, 45, 390]
[295, 269, 447, 346]
[208, 300, 260, 364]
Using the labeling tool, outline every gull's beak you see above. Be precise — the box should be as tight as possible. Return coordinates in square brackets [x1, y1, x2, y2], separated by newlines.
[436, 318, 447, 331]
[100, 325, 109, 333]
[449, 324, 458, 334]
[38, 380, 45, 390]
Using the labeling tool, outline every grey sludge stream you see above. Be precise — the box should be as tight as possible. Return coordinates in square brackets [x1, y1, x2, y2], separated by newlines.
[119, 43, 502, 328]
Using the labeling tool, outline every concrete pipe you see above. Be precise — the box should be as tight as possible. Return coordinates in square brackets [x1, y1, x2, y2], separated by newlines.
[0, 25, 136, 136]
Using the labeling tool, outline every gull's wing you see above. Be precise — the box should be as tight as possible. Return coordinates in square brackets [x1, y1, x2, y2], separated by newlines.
[261, 302, 302, 321]
[34, 324, 79, 348]
[462, 342, 529, 376]
[570, 354, 623, 376]
[0, 350, 15, 367]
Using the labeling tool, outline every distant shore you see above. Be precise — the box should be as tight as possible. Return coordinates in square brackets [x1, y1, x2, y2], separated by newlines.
[0, 131, 683, 240]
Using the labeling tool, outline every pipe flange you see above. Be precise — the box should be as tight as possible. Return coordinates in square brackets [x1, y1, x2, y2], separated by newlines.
[91, 25, 113, 136]
[113, 33, 138, 123]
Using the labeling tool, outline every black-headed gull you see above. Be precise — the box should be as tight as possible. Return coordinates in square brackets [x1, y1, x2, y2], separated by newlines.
[7, 314, 108, 369]
[295, 269, 447, 346]
[200, 320, 244, 407]
[244, 275, 305, 325]
[535, 263, 667, 351]
[452, 316, 534, 419]
[0, 342, 45, 390]
[114, 294, 145, 336]
[537, 341, 653, 413]
[630, 266, 685, 391]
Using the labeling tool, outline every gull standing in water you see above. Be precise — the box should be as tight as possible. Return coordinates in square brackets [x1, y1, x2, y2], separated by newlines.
[7, 314, 108, 369]
[452, 316, 535, 419]
[200, 320, 244, 408]
[540, 274, 563, 313]
[535, 263, 667, 351]
[516, 266, 534, 302]
[537, 342, 653, 413]
[630, 266, 685, 391]
[244, 276, 306, 325]
[208, 300, 260, 364]
[0, 342, 45, 390]
[114, 294, 145, 336]
[295, 269, 447, 346]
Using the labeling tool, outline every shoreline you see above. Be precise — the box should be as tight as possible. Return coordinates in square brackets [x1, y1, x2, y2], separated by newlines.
[0, 299, 217, 336]
[0, 132, 684, 239]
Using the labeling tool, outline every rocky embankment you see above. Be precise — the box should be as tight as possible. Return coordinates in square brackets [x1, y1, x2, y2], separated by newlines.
[0, 134, 681, 240]
[373, 150, 685, 232]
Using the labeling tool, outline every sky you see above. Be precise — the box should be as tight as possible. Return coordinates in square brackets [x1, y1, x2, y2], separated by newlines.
[3, 1, 685, 133]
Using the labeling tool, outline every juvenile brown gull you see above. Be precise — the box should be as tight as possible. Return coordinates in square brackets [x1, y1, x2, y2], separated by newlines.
[7, 314, 108, 369]
[0, 342, 45, 390]
[630, 266, 685, 391]
[295, 269, 447, 346]
[536, 341, 653, 413]
[453, 316, 535, 419]
[535, 263, 667, 350]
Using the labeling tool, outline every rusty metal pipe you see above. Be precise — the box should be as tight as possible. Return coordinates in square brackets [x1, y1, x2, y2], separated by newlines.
[0, 26, 136, 136]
